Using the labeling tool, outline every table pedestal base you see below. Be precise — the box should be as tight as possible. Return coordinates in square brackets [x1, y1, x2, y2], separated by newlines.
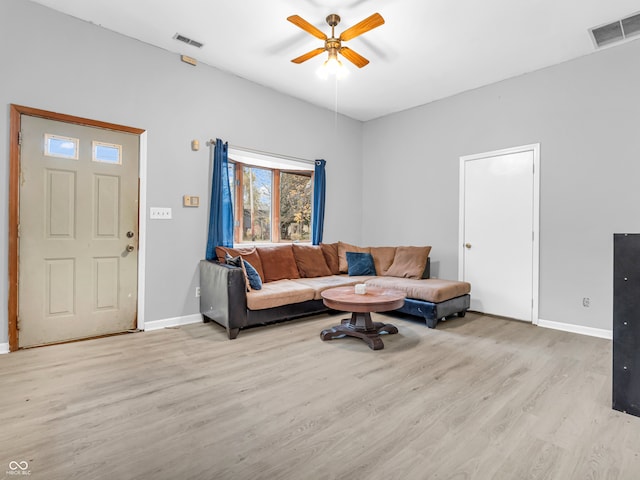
[320, 312, 398, 350]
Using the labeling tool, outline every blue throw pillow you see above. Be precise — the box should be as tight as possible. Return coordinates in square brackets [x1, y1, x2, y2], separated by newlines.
[225, 253, 262, 291]
[346, 252, 377, 276]
[243, 259, 262, 290]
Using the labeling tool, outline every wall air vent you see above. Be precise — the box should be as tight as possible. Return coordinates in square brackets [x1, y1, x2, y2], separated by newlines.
[590, 12, 640, 48]
[173, 33, 204, 49]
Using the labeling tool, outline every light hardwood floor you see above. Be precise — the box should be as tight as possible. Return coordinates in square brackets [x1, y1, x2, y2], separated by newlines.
[1, 312, 638, 480]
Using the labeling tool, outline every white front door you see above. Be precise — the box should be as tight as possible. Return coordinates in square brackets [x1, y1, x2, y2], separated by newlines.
[18, 115, 140, 347]
[459, 145, 539, 322]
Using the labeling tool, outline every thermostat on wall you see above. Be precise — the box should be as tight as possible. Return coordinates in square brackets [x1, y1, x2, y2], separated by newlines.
[183, 195, 200, 207]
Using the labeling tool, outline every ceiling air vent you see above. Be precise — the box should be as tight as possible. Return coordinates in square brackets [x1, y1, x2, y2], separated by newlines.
[173, 33, 204, 49]
[591, 12, 640, 48]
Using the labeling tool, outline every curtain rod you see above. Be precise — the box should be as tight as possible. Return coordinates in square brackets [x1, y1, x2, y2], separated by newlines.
[206, 139, 316, 165]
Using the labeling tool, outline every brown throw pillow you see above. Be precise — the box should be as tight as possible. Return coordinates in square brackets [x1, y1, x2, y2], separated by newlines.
[292, 244, 332, 278]
[215, 246, 265, 282]
[337, 241, 371, 274]
[257, 245, 300, 282]
[385, 246, 432, 279]
[370, 246, 397, 276]
[320, 242, 340, 275]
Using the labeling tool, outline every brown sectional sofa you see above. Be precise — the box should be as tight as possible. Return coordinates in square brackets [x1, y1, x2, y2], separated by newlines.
[199, 242, 471, 339]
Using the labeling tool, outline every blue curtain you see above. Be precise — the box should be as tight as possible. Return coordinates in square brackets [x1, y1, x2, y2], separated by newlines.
[312, 159, 326, 245]
[205, 139, 234, 260]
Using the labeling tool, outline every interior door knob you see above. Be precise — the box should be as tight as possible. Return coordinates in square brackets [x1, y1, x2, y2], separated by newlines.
[465, 243, 472, 249]
[126, 244, 135, 252]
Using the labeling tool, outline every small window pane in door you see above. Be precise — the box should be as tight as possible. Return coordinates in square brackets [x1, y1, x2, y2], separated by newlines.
[44, 134, 79, 159]
[93, 141, 122, 165]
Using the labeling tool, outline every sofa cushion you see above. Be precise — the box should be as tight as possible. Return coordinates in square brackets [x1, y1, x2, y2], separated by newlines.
[338, 241, 371, 274]
[346, 252, 377, 276]
[320, 242, 340, 275]
[370, 246, 397, 276]
[216, 246, 265, 282]
[292, 244, 332, 278]
[246, 279, 315, 310]
[385, 246, 432, 279]
[365, 277, 470, 303]
[295, 275, 377, 300]
[257, 245, 300, 282]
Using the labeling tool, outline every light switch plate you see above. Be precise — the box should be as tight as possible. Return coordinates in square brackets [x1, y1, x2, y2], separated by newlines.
[183, 195, 200, 207]
[150, 207, 172, 219]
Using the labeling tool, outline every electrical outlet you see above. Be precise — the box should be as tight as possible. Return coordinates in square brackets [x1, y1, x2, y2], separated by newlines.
[195, 287, 201, 298]
[150, 207, 172, 219]
[583, 297, 590, 307]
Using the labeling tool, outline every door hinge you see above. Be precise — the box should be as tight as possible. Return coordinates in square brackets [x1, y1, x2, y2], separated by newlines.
[18, 131, 23, 146]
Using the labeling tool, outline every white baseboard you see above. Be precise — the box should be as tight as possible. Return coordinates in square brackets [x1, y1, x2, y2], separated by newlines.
[0, 343, 9, 354]
[537, 318, 612, 340]
[143, 314, 202, 332]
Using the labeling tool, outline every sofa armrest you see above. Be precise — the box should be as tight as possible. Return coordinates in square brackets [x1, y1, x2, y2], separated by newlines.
[199, 260, 248, 339]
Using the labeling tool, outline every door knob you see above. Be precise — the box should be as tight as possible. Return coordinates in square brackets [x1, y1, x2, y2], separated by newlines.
[126, 231, 135, 238]
[126, 244, 135, 252]
[465, 243, 472, 249]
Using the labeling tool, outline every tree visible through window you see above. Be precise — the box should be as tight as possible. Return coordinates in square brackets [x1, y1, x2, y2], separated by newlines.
[242, 165, 271, 242]
[280, 172, 311, 242]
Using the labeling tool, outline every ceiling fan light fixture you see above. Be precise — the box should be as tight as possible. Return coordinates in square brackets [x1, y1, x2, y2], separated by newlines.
[317, 50, 347, 79]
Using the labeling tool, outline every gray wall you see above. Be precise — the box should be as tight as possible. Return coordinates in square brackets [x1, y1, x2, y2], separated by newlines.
[363, 39, 640, 331]
[0, 0, 364, 343]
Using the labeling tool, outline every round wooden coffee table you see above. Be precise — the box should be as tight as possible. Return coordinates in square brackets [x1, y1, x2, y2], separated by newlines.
[320, 286, 406, 350]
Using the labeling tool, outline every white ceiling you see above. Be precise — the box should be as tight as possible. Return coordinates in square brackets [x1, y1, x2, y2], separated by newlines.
[30, 0, 640, 121]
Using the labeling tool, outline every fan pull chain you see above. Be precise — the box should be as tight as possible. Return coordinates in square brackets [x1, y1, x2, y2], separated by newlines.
[334, 74, 339, 134]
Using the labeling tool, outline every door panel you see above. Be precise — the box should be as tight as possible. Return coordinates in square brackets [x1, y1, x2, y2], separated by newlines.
[46, 258, 75, 316]
[18, 115, 139, 347]
[461, 149, 535, 322]
[95, 175, 120, 237]
[47, 169, 76, 236]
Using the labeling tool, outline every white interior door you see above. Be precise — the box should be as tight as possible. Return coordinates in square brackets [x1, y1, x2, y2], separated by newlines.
[18, 115, 140, 347]
[459, 145, 539, 322]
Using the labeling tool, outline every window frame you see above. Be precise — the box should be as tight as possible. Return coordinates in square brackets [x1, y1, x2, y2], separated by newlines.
[229, 160, 313, 244]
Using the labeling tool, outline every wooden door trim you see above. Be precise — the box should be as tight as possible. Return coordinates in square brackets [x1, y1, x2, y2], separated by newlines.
[8, 104, 145, 352]
[458, 143, 540, 324]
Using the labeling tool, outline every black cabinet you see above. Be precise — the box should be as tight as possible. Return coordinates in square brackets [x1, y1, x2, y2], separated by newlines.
[613, 233, 640, 417]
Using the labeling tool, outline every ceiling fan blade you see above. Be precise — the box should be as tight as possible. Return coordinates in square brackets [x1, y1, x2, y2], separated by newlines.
[291, 47, 326, 64]
[339, 47, 369, 68]
[287, 15, 327, 40]
[339, 13, 384, 42]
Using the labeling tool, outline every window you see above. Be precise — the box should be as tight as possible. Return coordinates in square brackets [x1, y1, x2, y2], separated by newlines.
[279, 171, 312, 242]
[92, 141, 122, 165]
[44, 134, 79, 159]
[228, 149, 313, 244]
[241, 165, 272, 242]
